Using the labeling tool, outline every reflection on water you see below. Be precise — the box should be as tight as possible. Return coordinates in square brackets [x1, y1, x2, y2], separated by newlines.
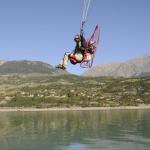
[64, 143, 87, 150]
[0, 109, 150, 150]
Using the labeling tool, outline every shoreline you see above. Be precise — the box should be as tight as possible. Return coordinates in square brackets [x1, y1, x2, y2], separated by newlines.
[0, 105, 150, 112]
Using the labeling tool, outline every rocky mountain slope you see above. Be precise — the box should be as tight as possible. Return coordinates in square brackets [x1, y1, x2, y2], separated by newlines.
[0, 60, 67, 75]
[82, 55, 150, 77]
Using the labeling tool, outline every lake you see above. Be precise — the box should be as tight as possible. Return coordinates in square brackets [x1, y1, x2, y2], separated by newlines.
[0, 109, 150, 150]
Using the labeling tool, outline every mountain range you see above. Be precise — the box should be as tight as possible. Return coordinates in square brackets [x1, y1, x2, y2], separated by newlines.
[82, 55, 150, 77]
[0, 55, 149, 77]
[0, 60, 67, 75]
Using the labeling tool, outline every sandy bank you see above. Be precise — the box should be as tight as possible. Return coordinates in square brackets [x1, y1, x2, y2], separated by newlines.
[0, 105, 150, 112]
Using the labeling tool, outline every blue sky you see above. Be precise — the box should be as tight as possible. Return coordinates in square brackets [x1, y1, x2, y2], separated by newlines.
[0, 0, 150, 74]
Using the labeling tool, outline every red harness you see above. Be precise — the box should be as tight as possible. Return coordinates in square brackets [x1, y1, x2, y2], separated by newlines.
[69, 54, 82, 64]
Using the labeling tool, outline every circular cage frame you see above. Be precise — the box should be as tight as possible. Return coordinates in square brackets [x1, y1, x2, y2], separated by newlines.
[80, 25, 100, 68]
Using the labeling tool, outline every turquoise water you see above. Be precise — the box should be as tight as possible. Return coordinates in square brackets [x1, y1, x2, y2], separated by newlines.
[0, 109, 150, 150]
